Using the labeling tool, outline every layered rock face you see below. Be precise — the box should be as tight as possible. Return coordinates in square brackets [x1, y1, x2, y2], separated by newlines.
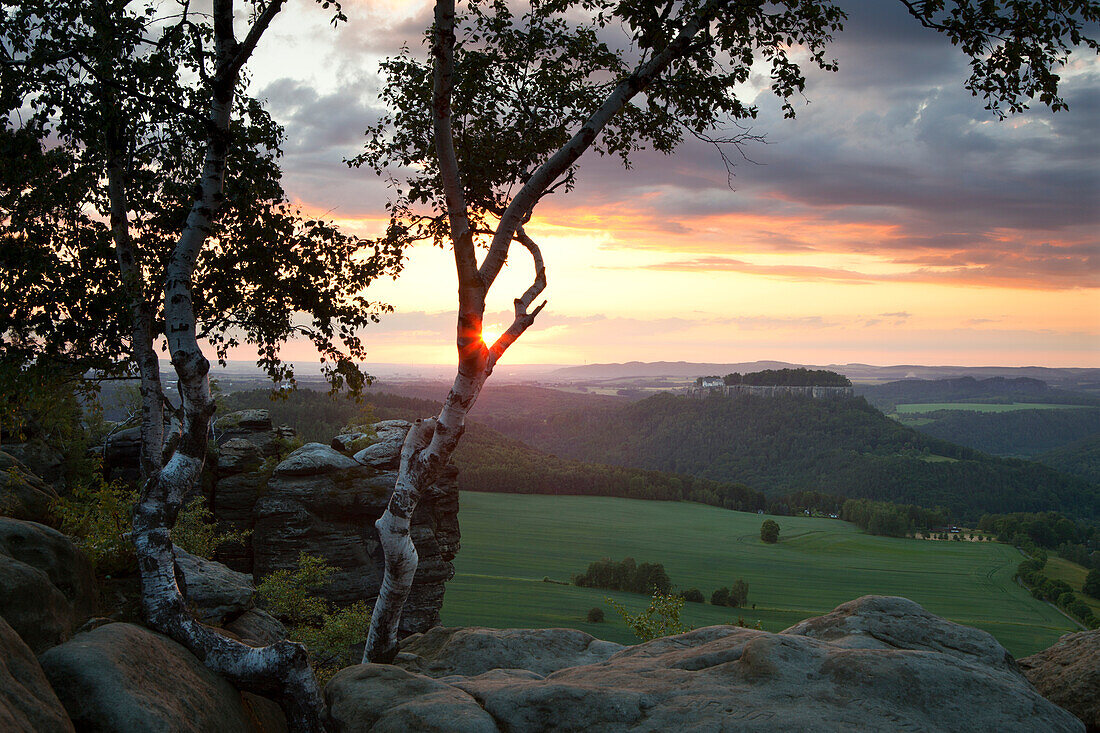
[1020, 630, 1099, 732]
[327, 596, 1085, 733]
[253, 420, 460, 636]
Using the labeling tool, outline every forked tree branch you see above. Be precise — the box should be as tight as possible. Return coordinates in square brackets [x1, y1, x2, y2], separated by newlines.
[488, 226, 546, 369]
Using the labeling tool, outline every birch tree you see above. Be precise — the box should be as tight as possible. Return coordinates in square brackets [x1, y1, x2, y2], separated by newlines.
[2, 0, 393, 727]
[357, 0, 1098, 663]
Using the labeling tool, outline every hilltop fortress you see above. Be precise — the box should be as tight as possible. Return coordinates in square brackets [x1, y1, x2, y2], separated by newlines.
[690, 367, 854, 399]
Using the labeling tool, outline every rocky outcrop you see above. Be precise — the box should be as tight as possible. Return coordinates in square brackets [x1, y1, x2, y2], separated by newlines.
[253, 421, 460, 636]
[0, 451, 60, 525]
[0, 518, 96, 654]
[328, 596, 1084, 733]
[1020, 629, 1098, 731]
[101, 426, 143, 484]
[39, 622, 256, 733]
[209, 437, 266, 572]
[208, 411, 289, 573]
[0, 615, 73, 732]
[173, 546, 255, 625]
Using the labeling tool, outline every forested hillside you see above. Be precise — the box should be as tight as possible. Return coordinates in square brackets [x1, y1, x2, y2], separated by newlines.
[908, 408, 1100, 458]
[487, 392, 1099, 521]
[857, 376, 1099, 411]
[1037, 435, 1100, 486]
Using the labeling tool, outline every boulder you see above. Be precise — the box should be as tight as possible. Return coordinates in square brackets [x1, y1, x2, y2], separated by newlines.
[173, 546, 254, 625]
[274, 443, 358, 477]
[1020, 629, 1098, 731]
[331, 433, 372, 455]
[225, 608, 287, 647]
[253, 421, 460, 636]
[327, 596, 1084, 732]
[351, 421, 410, 468]
[0, 518, 97, 653]
[0, 615, 73, 732]
[2, 440, 65, 490]
[398, 627, 623, 677]
[0, 451, 59, 525]
[39, 622, 254, 733]
[326, 664, 497, 733]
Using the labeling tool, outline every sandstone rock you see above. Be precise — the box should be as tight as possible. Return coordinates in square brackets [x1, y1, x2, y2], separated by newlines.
[39, 622, 254, 733]
[0, 558, 71, 654]
[225, 608, 287, 647]
[0, 614, 73, 732]
[0, 518, 97, 653]
[0, 518, 96, 621]
[331, 432, 371, 454]
[253, 421, 460, 636]
[274, 443, 359, 477]
[326, 664, 498, 733]
[101, 426, 143, 483]
[351, 420, 410, 468]
[215, 410, 279, 458]
[350, 596, 1083, 732]
[0, 451, 59, 525]
[1020, 630, 1098, 731]
[173, 546, 254, 625]
[210, 438, 268, 573]
[398, 627, 623, 677]
[3, 440, 65, 489]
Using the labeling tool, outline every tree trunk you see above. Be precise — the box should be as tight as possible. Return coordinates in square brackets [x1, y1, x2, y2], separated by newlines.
[123, 1, 329, 728]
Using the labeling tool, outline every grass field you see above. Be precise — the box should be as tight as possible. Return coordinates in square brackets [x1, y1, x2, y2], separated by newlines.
[895, 402, 1088, 414]
[440, 493, 1075, 657]
[1045, 556, 1100, 617]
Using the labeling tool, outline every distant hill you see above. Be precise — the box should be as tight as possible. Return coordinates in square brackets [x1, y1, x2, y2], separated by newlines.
[482, 391, 1099, 521]
[551, 361, 1100, 390]
[857, 376, 1100, 411]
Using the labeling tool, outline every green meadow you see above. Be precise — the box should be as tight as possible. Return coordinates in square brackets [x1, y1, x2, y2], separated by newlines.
[440, 492, 1075, 657]
[895, 402, 1088, 414]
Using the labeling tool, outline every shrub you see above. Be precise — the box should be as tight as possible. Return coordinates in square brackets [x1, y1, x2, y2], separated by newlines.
[608, 591, 689, 642]
[256, 552, 369, 685]
[173, 496, 250, 559]
[587, 607, 605, 623]
[53, 471, 137, 575]
[679, 588, 704, 603]
[711, 587, 731, 606]
[760, 519, 780, 543]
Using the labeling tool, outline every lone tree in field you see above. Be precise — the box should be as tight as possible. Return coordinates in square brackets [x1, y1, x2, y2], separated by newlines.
[761, 519, 781, 544]
[358, 0, 1098, 664]
[2, 0, 396, 726]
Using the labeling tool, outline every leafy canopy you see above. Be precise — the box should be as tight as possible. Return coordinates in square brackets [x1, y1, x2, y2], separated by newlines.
[0, 0, 399, 391]
[356, 0, 1096, 252]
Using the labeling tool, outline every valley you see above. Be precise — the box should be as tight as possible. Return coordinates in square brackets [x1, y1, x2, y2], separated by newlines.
[441, 492, 1078, 657]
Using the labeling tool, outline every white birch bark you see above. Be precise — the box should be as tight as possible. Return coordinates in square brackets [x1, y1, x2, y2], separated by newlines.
[363, 0, 733, 663]
[121, 1, 328, 729]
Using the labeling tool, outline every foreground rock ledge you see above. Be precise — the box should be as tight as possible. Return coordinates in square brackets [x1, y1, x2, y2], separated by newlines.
[326, 596, 1084, 732]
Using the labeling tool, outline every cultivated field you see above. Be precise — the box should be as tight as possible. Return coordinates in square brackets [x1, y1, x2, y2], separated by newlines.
[440, 493, 1075, 657]
[895, 402, 1088, 414]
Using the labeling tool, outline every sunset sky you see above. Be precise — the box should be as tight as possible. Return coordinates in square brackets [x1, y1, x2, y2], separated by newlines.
[244, 0, 1098, 368]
